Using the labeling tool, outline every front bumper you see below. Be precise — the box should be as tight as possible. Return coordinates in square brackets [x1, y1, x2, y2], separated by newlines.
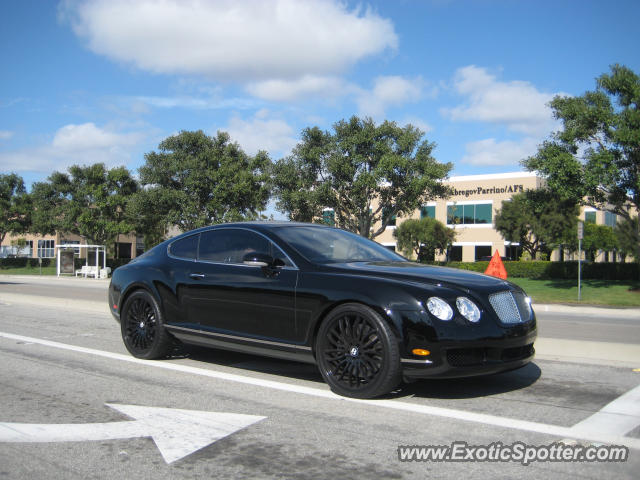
[396, 309, 537, 379]
[401, 338, 536, 379]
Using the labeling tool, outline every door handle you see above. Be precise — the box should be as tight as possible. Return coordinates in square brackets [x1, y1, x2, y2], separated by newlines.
[189, 273, 205, 280]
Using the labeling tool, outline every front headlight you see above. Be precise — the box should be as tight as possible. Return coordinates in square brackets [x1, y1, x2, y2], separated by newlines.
[426, 297, 453, 321]
[456, 296, 481, 323]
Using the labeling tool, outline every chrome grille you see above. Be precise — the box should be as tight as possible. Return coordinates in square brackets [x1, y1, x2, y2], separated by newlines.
[489, 291, 531, 324]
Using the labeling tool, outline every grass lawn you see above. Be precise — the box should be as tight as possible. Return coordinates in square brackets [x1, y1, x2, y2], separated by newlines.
[508, 277, 640, 307]
[0, 266, 57, 275]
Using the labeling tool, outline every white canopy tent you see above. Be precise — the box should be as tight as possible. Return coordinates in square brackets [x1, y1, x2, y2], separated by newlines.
[55, 244, 107, 278]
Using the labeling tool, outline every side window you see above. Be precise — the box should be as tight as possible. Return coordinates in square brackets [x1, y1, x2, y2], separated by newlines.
[199, 229, 270, 264]
[198, 229, 293, 266]
[168, 234, 199, 260]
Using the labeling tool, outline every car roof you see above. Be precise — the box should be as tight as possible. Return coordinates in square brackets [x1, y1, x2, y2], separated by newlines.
[169, 221, 330, 240]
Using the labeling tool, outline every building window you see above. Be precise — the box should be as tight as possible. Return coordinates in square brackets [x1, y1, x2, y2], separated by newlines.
[322, 209, 335, 227]
[585, 211, 596, 224]
[447, 203, 492, 225]
[475, 246, 492, 261]
[420, 205, 435, 219]
[448, 246, 463, 262]
[63, 240, 80, 255]
[37, 240, 55, 258]
[117, 242, 132, 259]
[604, 211, 617, 227]
[505, 244, 522, 261]
[136, 236, 145, 257]
[23, 240, 33, 257]
[383, 207, 396, 227]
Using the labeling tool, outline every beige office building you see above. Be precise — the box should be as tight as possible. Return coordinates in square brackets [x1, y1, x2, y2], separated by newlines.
[374, 171, 623, 262]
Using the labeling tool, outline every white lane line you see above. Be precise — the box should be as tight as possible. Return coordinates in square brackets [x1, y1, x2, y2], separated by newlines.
[570, 384, 640, 436]
[1, 330, 639, 450]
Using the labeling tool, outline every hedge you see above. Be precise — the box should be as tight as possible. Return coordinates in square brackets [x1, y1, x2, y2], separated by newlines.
[424, 260, 639, 281]
[1, 256, 636, 280]
[0, 257, 130, 270]
[0, 257, 53, 268]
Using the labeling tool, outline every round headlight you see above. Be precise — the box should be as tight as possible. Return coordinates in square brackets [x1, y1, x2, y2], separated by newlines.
[456, 296, 481, 323]
[426, 297, 454, 321]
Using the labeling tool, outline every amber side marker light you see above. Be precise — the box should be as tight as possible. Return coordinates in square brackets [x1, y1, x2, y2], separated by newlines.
[412, 349, 430, 356]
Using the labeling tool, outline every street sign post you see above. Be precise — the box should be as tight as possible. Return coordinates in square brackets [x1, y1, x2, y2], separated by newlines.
[577, 221, 583, 301]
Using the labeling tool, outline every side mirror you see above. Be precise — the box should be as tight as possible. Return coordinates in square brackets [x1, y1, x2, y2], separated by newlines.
[242, 252, 274, 267]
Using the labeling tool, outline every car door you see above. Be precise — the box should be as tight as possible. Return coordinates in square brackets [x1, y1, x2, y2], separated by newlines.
[186, 228, 298, 342]
[162, 232, 201, 329]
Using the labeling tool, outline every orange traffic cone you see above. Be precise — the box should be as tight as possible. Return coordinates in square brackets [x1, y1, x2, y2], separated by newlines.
[485, 251, 507, 279]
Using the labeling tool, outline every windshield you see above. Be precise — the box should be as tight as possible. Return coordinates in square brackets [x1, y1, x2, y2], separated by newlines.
[275, 226, 407, 264]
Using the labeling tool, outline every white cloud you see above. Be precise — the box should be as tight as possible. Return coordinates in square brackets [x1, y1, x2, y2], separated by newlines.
[52, 123, 136, 150]
[0, 130, 14, 140]
[461, 137, 539, 167]
[444, 65, 559, 136]
[0, 123, 144, 173]
[224, 110, 297, 157]
[132, 95, 258, 110]
[357, 75, 425, 118]
[247, 75, 349, 102]
[60, 0, 397, 81]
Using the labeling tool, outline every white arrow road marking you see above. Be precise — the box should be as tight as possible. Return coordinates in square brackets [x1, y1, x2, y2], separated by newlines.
[0, 404, 266, 464]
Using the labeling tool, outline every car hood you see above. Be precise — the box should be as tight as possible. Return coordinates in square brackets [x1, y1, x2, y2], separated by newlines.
[324, 261, 516, 294]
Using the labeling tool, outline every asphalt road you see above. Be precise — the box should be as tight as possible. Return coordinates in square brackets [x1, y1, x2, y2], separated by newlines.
[0, 275, 638, 479]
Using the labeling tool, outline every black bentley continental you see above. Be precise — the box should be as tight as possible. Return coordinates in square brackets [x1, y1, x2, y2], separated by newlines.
[108, 222, 537, 398]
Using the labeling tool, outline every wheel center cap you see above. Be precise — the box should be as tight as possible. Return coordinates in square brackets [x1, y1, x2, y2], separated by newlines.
[349, 346, 359, 357]
[139, 321, 145, 329]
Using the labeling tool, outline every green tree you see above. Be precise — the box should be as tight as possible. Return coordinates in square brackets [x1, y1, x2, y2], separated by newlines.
[125, 188, 176, 250]
[393, 217, 456, 261]
[139, 130, 271, 232]
[583, 223, 618, 261]
[614, 215, 638, 261]
[30, 164, 138, 247]
[272, 116, 452, 239]
[0, 173, 31, 250]
[270, 127, 331, 223]
[495, 190, 579, 259]
[523, 64, 640, 262]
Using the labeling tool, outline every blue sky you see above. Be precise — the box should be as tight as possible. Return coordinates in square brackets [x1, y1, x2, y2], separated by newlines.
[1, 0, 639, 198]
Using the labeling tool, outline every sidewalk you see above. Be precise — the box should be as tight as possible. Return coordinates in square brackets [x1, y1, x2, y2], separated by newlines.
[534, 303, 640, 319]
[535, 337, 640, 367]
[0, 274, 110, 286]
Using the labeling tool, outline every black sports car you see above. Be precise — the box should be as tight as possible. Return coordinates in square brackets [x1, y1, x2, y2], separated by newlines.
[108, 222, 536, 398]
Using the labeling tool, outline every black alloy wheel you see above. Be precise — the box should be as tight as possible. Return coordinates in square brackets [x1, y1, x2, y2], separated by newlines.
[316, 303, 401, 399]
[121, 290, 172, 359]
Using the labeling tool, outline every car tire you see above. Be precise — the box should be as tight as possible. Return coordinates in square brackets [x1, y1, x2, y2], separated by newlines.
[120, 290, 173, 360]
[315, 303, 401, 399]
